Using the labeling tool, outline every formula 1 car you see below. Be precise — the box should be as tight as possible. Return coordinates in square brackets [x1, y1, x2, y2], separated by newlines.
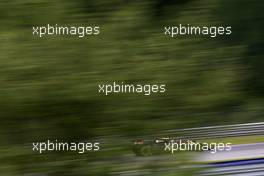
[133, 137, 214, 156]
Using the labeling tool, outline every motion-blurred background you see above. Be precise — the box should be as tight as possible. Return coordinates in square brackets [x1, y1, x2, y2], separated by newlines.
[0, 0, 264, 175]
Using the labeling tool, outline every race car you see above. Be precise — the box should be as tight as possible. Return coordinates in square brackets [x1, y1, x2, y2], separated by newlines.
[133, 137, 213, 156]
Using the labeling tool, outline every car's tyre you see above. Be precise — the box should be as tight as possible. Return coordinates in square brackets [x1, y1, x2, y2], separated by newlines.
[133, 145, 153, 156]
[139, 145, 153, 156]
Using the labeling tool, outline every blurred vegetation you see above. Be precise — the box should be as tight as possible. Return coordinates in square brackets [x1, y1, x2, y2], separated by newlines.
[0, 0, 263, 175]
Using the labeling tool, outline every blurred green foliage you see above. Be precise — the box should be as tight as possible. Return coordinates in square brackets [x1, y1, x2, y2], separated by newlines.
[0, 0, 263, 175]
